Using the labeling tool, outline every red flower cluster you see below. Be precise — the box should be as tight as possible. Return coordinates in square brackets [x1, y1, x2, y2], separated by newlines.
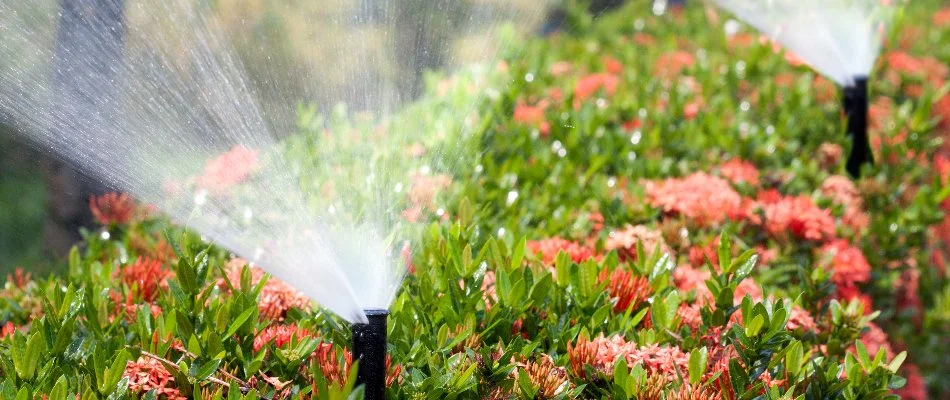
[757, 192, 836, 242]
[568, 334, 689, 381]
[605, 224, 669, 262]
[645, 173, 746, 227]
[219, 258, 312, 321]
[89, 192, 135, 226]
[821, 175, 870, 233]
[574, 73, 619, 105]
[196, 145, 259, 194]
[513, 99, 551, 136]
[527, 237, 594, 266]
[117, 257, 170, 302]
[123, 357, 186, 399]
[718, 159, 759, 186]
[819, 240, 872, 299]
[654, 50, 695, 80]
[602, 269, 652, 314]
[253, 324, 315, 352]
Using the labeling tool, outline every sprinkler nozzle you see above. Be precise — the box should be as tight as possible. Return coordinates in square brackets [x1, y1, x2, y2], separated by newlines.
[843, 76, 872, 178]
[352, 309, 388, 400]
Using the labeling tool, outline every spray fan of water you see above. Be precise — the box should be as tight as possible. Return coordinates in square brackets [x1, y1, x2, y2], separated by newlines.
[0, 0, 545, 323]
[712, 0, 894, 87]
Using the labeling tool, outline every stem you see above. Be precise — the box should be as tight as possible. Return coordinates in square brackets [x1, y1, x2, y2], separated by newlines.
[843, 76, 872, 178]
[352, 309, 388, 400]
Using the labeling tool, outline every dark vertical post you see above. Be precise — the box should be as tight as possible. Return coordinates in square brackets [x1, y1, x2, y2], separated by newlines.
[352, 309, 388, 400]
[843, 76, 871, 178]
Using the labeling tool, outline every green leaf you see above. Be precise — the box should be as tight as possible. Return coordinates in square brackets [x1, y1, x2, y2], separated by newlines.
[887, 351, 907, 373]
[195, 358, 222, 381]
[786, 341, 803, 377]
[223, 306, 256, 338]
[718, 234, 732, 273]
[745, 314, 765, 337]
[688, 347, 708, 385]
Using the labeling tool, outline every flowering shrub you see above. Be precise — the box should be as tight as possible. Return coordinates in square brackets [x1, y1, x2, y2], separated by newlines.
[1, 0, 949, 399]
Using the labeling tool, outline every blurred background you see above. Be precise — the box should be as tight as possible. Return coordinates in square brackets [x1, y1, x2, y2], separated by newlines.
[0, 0, 644, 275]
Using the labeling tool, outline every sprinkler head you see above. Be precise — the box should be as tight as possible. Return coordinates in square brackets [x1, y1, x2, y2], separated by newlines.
[843, 76, 872, 178]
[352, 309, 388, 400]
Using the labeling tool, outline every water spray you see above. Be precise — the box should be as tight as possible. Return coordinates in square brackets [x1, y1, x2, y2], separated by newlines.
[711, 0, 893, 176]
[352, 309, 388, 399]
[843, 76, 871, 177]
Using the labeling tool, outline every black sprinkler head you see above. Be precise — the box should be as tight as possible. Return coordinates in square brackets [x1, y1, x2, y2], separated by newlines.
[843, 76, 872, 178]
[352, 309, 388, 400]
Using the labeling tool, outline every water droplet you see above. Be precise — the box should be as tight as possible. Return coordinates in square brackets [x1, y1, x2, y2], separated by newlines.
[194, 190, 208, 206]
[630, 130, 642, 145]
[100, 230, 110, 240]
[724, 19, 741, 36]
[524, 73, 535, 82]
[506, 191, 519, 206]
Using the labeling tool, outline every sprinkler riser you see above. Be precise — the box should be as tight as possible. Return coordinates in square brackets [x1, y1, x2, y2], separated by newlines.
[352, 309, 387, 400]
[843, 76, 872, 178]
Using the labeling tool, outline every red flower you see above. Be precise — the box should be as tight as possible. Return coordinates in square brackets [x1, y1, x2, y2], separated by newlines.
[574, 73, 619, 105]
[549, 61, 572, 77]
[6, 267, 30, 289]
[253, 324, 315, 352]
[758, 195, 836, 242]
[856, 322, 895, 361]
[821, 175, 870, 233]
[718, 159, 760, 186]
[818, 143, 844, 170]
[654, 50, 695, 80]
[605, 224, 669, 262]
[123, 357, 186, 399]
[935, 8, 950, 26]
[645, 173, 745, 227]
[521, 354, 570, 398]
[894, 364, 928, 400]
[89, 192, 135, 226]
[196, 145, 259, 193]
[786, 306, 817, 332]
[513, 99, 551, 136]
[527, 238, 595, 267]
[603, 56, 624, 75]
[117, 257, 170, 302]
[0, 321, 15, 339]
[219, 258, 312, 321]
[602, 269, 652, 314]
[820, 240, 872, 290]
